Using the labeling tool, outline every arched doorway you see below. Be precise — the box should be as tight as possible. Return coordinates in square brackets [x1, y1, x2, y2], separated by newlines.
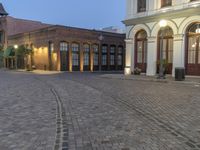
[83, 44, 90, 71]
[60, 42, 69, 71]
[157, 27, 173, 74]
[110, 45, 116, 70]
[72, 43, 80, 71]
[186, 23, 200, 76]
[93, 44, 99, 71]
[117, 46, 123, 70]
[135, 30, 147, 73]
[101, 44, 108, 70]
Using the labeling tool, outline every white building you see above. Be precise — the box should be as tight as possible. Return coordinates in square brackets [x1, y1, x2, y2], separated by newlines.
[124, 0, 200, 76]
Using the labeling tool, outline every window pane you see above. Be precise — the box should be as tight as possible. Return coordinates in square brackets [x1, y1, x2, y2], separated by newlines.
[144, 41, 147, 63]
[137, 41, 143, 63]
[50, 43, 54, 52]
[72, 43, 79, 66]
[138, 0, 146, 12]
[84, 53, 89, 66]
[102, 55, 107, 65]
[118, 47, 123, 54]
[93, 45, 99, 66]
[118, 55, 122, 66]
[102, 46, 107, 53]
[84, 44, 90, 52]
[60, 42, 68, 51]
[168, 39, 173, 63]
[161, 0, 172, 7]
[188, 37, 196, 64]
[94, 54, 99, 66]
[110, 55, 115, 65]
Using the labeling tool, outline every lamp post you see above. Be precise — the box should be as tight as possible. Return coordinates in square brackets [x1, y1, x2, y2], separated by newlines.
[158, 20, 167, 79]
[14, 44, 18, 69]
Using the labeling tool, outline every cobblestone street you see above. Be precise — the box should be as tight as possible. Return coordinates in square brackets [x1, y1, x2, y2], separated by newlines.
[0, 70, 200, 150]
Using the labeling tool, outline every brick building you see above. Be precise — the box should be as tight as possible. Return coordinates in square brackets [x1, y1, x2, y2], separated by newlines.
[0, 3, 125, 72]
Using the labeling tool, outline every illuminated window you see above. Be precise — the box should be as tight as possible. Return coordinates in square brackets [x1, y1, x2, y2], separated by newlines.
[102, 45, 107, 65]
[110, 46, 115, 66]
[93, 45, 99, 66]
[60, 42, 68, 51]
[72, 43, 79, 66]
[187, 23, 200, 64]
[118, 47, 123, 66]
[83, 44, 90, 66]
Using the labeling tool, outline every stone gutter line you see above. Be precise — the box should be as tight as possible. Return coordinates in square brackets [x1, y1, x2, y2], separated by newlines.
[100, 74, 200, 86]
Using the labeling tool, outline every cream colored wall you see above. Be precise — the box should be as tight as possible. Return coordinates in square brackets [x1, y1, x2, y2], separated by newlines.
[125, 15, 200, 76]
[126, 0, 200, 20]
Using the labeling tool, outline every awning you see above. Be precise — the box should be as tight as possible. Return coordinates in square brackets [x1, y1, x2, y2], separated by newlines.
[3, 47, 15, 58]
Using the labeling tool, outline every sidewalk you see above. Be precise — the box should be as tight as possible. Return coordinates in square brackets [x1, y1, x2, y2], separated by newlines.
[100, 74, 200, 86]
[14, 69, 61, 75]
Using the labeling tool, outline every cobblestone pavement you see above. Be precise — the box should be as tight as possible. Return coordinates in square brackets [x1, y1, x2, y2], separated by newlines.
[0, 71, 57, 150]
[0, 71, 200, 150]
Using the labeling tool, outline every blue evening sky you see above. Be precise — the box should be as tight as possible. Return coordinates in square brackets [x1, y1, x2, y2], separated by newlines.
[1, 0, 126, 30]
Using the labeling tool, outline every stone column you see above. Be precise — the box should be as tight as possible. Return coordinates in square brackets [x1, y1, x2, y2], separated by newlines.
[99, 44, 102, 71]
[80, 44, 84, 72]
[146, 37, 157, 76]
[124, 39, 133, 75]
[172, 34, 185, 76]
[69, 43, 72, 72]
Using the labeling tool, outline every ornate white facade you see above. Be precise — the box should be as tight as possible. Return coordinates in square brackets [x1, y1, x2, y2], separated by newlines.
[124, 0, 200, 76]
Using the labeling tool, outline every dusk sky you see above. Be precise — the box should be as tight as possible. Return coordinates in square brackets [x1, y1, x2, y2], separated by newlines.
[1, 0, 126, 30]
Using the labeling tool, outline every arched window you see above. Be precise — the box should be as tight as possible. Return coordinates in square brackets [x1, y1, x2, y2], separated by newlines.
[72, 43, 80, 70]
[93, 44, 99, 66]
[135, 30, 147, 72]
[138, 0, 146, 12]
[83, 44, 90, 70]
[110, 46, 116, 66]
[102, 45, 107, 66]
[186, 23, 200, 75]
[60, 42, 69, 71]
[118, 46, 123, 70]
[161, 0, 172, 8]
[60, 42, 68, 51]
[157, 27, 173, 74]
[101, 45, 108, 70]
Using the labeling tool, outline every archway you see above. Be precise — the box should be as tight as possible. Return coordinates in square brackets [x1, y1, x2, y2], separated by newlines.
[83, 44, 90, 71]
[135, 30, 147, 73]
[185, 23, 200, 75]
[157, 27, 174, 74]
[72, 43, 80, 71]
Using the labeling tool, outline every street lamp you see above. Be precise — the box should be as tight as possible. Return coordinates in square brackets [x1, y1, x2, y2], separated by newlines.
[158, 20, 167, 79]
[14, 44, 18, 69]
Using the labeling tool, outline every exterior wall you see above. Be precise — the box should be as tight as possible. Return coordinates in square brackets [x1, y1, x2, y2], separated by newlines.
[125, 0, 200, 76]
[126, 0, 198, 20]
[8, 26, 125, 71]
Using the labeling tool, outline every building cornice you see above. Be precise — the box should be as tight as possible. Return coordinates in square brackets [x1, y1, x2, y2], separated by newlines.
[123, 6, 200, 26]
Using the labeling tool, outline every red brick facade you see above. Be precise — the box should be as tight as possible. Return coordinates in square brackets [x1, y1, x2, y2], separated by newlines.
[7, 25, 125, 71]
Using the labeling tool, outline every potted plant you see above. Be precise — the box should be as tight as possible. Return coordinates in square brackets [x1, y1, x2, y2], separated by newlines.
[157, 59, 169, 75]
[134, 67, 142, 75]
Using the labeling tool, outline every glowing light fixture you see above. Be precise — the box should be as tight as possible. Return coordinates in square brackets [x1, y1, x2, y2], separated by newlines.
[159, 20, 167, 28]
[196, 24, 200, 33]
[14, 45, 18, 49]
